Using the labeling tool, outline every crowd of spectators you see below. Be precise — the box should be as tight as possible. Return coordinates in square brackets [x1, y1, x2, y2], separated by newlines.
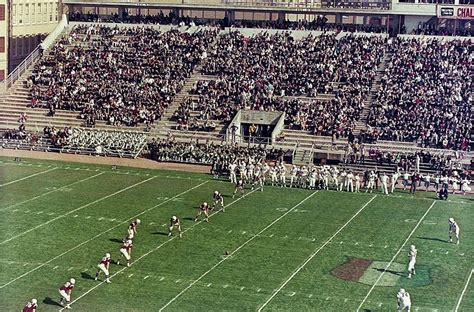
[29, 25, 218, 127]
[172, 32, 384, 138]
[147, 138, 268, 165]
[367, 38, 472, 151]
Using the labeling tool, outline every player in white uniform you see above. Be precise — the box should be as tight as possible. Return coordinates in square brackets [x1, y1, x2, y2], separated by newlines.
[262, 163, 270, 184]
[309, 169, 317, 189]
[346, 171, 354, 192]
[118, 239, 133, 267]
[270, 166, 278, 186]
[95, 253, 112, 283]
[322, 168, 330, 190]
[397, 288, 411, 311]
[391, 172, 399, 193]
[300, 166, 309, 188]
[239, 161, 247, 181]
[448, 218, 460, 244]
[339, 170, 347, 192]
[423, 173, 431, 191]
[407, 244, 417, 278]
[461, 178, 471, 195]
[380, 172, 389, 195]
[229, 162, 237, 184]
[279, 164, 287, 187]
[290, 165, 298, 188]
[247, 163, 255, 183]
[366, 171, 376, 193]
[331, 169, 339, 191]
[354, 173, 361, 193]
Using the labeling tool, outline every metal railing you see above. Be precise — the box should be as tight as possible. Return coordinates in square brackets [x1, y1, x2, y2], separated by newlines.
[0, 46, 42, 98]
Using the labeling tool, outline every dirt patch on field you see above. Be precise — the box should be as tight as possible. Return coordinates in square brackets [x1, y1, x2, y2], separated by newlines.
[332, 257, 373, 282]
[0, 149, 211, 173]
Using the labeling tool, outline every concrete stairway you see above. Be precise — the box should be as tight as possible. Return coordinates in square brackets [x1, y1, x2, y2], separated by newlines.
[353, 52, 390, 135]
[292, 148, 314, 166]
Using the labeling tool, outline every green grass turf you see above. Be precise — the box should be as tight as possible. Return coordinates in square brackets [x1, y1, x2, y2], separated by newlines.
[0, 156, 472, 311]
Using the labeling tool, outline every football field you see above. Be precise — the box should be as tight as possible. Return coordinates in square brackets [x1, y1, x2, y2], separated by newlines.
[0, 157, 472, 311]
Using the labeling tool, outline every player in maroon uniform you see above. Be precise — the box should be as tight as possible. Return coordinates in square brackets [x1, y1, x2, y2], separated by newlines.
[117, 239, 133, 267]
[59, 278, 75, 309]
[22, 298, 37, 312]
[95, 253, 112, 283]
[195, 202, 209, 222]
[232, 180, 245, 198]
[212, 191, 225, 212]
[168, 215, 182, 238]
[127, 219, 141, 239]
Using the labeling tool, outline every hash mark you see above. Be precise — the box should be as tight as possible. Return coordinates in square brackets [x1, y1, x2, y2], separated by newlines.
[68, 267, 74, 271]
[86, 216, 91, 219]
[326, 297, 330, 301]
[23, 263, 29, 266]
[384, 245, 388, 248]
[74, 215, 78, 218]
[240, 287, 245, 291]
[269, 234, 274, 237]
[206, 283, 212, 287]
[36, 211, 43, 214]
[288, 292, 296, 297]
[308, 294, 313, 298]
[257, 288, 261, 292]
[149, 222, 155, 225]
[228, 230, 232, 233]
[53, 266, 59, 270]
[128, 274, 134, 278]
[242, 231, 247, 235]
[339, 241, 344, 244]
[223, 284, 228, 288]
[144, 276, 149, 280]
[159, 277, 165, 281]
[175, 279, 181, 283]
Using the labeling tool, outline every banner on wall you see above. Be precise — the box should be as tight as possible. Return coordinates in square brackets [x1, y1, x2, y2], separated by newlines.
[437, 5, 474, 20]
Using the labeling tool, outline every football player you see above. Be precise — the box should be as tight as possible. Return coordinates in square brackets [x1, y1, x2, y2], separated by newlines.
[449, 218, 460, 244]
[127, 219, 141, 239]
[117, 239, 133, 267]
[195, 202, 209, 222]
[95, 253, 111, 283]
[169, 215, 182, 238]
[212, 191, 225, 212]
[22, 298, 38, 312]
[397, 288, 411, 311]
[59, 278, 75, 309]
[407, 245, 417, 279]
[232, 179, 244, 198]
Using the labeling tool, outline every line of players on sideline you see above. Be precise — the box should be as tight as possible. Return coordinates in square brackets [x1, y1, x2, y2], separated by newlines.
[21, 190, 225, 311]
[398, 218, 460, 312]
[223, 161, 472, 196]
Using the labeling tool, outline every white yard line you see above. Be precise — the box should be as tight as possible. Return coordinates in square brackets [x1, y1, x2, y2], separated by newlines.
[158, 191, 319, 312]
[0, 176, 156, 245]
[0, 167, 58, 187]
[61, 186, 261, 311]
[355, 200, 436, 312]
[0, 172, 105, 212]
[257, 195, 377, 312]
[0, 180, 208, 290]
[454, 268, 474, 312]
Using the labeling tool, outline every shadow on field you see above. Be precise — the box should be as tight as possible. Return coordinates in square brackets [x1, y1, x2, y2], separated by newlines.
[81, 272, 96, 280]
[151, 231, 169, 236]
[417, 236, 446, 243]
[374, 268, 405, 277]
[43, 297, 62, 307]
[109, 238, 123, 244]
[182, 217, 195, 221]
